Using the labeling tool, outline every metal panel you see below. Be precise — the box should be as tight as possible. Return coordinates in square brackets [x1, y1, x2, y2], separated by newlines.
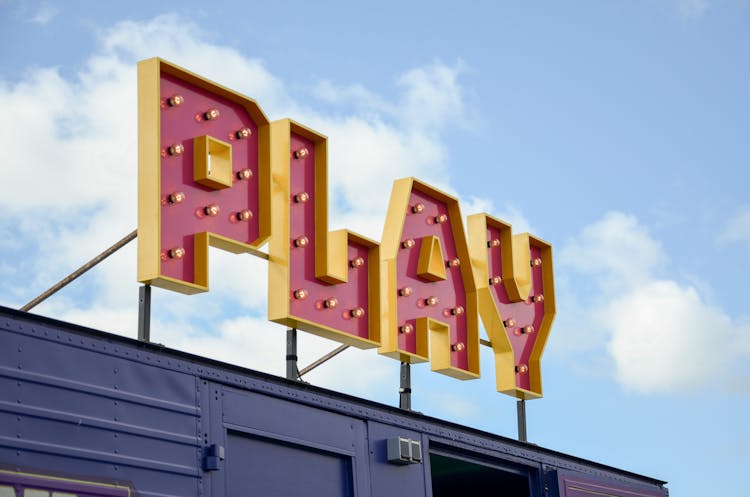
[367, 422, 428, 497]
[549, 470, 668, 497]
[220, 385, 370, 497]
[0, 316, 202, 497]
[225, 431, 353, 497]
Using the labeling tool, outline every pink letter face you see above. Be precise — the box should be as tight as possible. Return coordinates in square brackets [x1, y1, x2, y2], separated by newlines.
[468, 214, 556, 399]
[380, 179, 479, 380]
[267, 120, 380, 349]
[138, 58, 270, 294]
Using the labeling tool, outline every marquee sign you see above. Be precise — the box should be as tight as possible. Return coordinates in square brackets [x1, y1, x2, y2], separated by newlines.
[137, 58, 556, 399]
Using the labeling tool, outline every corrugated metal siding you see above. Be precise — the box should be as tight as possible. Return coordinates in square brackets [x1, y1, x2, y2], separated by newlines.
[0, 317, 201, 497]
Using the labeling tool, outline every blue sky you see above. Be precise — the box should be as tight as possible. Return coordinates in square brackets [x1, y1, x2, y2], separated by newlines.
[1, 1, 749, 496]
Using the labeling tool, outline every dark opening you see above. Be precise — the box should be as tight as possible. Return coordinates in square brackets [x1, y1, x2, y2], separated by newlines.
[430, 452, 531, 497]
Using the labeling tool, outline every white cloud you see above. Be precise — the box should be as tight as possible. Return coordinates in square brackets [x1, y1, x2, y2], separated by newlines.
[717, 206, 750, 251]
[560, 211, 749, 394]
[561, 211, 665, 294]
[601, 280, 744, 393]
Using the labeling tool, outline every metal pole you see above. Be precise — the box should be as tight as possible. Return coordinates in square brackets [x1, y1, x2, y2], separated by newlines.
[20, 229, 138, 312]
[286, 328, 299, 380]
[399, 362, 411, 410]
[298, 344, 349, 378]
[517, 399, 527, 442]
[138, 284, 151, 342]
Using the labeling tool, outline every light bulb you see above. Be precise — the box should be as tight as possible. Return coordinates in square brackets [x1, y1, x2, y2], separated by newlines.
[203, 108, 220, 120]
[168, 247, 185, 259]
[294, 236, 309, 248]
[294, 192, 310, 203]
[412, 203, 425, 214]
[293, 289, 308, 300]
[400, 324, 414, 335]
[204, 204, 220, 216]
[237, 169, 253, 181]
[167, 192, 185, 204]
[399, 287, 413, 297]
[294, 148, 309, 159]
[402, 239, 416, 249]
[167, 95, 184, 107]
[167, 144, 184, 156]
[350, 307, 365, 318]
[350, 257, 365, 268]
[235, 127, 252, 139]
[236, 209, 253, 222]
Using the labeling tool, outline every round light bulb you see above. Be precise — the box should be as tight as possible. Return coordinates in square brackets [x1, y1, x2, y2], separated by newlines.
[399, 287, 413, 297]
[167, 144, 184, 156]
[236, 209, 253, 221]
[235, 127, 252, 139]
[293, 289, 308, 300]
[203, 108, 220, 120]
[168, 247, 186, 259]
[294, 236, 309, 248]
[294, 148, 309, 159]
[451, 306, 465, 316]
[168, 192, 185, 204]
[400, 324, 414, 335]
[350, 307, 365, 318]
[350, 257, 365, 268]
[204, 204, 220, 216]
[402, 239, 416, 249]
[425, 296, 438, 306]
[294, 192, 310, 203]
[167, 95, 184, 107]
[412, 203, 425, 214]
[237, 169, 253, 180]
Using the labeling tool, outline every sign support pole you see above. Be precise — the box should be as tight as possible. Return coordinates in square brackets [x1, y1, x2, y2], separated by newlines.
[286, 328, 299, 380]
[399, 362, 411, 410]
[138, 284, 151, 342]
[517, 399, 527, 442]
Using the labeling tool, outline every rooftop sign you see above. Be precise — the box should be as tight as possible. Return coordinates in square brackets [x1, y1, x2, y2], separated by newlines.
[137, 58, 555, 399]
